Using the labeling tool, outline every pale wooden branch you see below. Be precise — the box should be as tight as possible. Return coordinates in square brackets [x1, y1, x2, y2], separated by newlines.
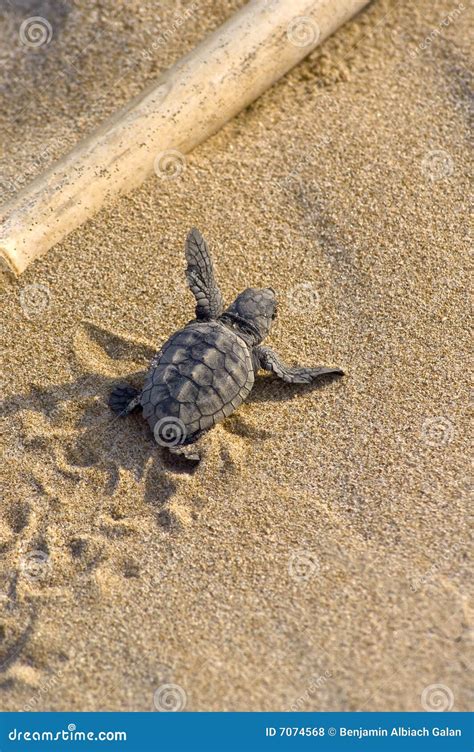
[0, 0, 369, 274]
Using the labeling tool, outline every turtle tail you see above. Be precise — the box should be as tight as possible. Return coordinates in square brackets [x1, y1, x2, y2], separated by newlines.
[108, 384, 141, 416]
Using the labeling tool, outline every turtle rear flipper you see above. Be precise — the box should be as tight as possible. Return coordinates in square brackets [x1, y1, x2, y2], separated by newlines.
[109, 384, 141, 416]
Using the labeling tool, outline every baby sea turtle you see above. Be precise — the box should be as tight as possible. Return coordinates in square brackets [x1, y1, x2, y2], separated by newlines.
[109, 229, 343, 458]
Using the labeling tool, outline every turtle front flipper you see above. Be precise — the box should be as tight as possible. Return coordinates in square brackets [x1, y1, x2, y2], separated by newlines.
[185, 228, 224, 321]
[255, 346, 344, 384]
[108, 384, 142, 416]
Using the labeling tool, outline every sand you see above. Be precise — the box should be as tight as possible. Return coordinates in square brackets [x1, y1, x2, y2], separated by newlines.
[0, 0, 472, 712]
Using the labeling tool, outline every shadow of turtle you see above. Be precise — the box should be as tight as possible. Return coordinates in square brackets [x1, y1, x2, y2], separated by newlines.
[1, 371, 200, 503]
[1, 370, 343, 503]
[4, 0, 71, 23]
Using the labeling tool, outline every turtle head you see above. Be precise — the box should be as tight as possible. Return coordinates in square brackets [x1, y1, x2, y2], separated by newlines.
[222, 287, 277, 343]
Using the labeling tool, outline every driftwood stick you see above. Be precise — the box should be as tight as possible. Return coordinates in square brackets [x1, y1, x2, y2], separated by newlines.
[0, 0, 369, 274]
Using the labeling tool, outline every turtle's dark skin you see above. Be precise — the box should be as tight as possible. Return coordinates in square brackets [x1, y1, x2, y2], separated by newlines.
[109, 228, 343, 458]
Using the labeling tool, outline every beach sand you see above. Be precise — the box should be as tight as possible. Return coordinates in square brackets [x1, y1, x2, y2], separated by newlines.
[0, 0, 472, 711]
